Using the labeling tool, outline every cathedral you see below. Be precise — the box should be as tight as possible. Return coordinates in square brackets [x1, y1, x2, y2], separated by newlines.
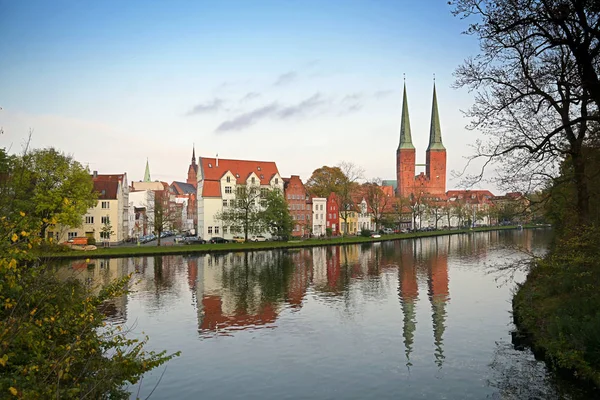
[392, 83, 447, 199]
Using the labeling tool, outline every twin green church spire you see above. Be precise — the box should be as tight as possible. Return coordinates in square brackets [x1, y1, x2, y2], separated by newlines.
[398, 82, 445, 151]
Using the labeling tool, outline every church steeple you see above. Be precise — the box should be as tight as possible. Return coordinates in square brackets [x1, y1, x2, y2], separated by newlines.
[191, 145, 196, 166]
[427, 83, 445, 151]
[398, 83, 415, 150]
[143, 158, 151, 182]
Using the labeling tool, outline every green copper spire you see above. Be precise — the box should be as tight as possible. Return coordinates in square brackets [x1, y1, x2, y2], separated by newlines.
[398, 83, 415, 150]
[143, 158, 151, 182]
[427, 83, 445, 151]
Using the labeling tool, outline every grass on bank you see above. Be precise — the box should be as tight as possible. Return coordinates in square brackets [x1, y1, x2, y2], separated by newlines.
[513, 226, 600, 388]
[40, 225, 528, 260]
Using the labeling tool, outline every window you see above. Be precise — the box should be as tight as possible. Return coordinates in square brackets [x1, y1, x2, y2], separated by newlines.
[261, 200, 267, 208]
[208, 226, 213, 234]
[238, 199, 244, 207]
[223, 226, 228, 234]
[257, 166, 261, 171]
[251, 177, 255, 184]
[101, 216, 109, 224]
[68, 232, 77, 239]
[225, 186, 232, 194]
[226, 176, 231, 183]
[208, 163, 212, 168]
[214, 226, 219, 234]
[261, 188, 268, 197]
[100, 231, 110, 239]
[223, 199, 228, 207]
[101, 201, 110, 209]
[275, 178, 279, 185]
[85, 216, 94, 224]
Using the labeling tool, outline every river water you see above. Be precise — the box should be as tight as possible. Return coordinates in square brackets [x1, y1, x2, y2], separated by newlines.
[58, 228, 592, 399]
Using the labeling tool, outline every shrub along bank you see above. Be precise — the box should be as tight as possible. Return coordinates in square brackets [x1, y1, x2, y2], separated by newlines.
[513, 226, 600, 390]
[40, 225, 525, 260]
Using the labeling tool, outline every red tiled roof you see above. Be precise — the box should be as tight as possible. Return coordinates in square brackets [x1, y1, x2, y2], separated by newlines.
[200, 157, 279, 185]
[202, 181, 222, 197]
[92, 174, 124, 200]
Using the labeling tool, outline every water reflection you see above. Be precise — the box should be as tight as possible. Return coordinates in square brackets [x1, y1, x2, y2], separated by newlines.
[54, 229, 584, 400]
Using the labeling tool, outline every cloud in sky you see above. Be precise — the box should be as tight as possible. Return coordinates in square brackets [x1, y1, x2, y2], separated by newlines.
[216, 93, 327, 133]
[185, 98, 223, 116]
[273, 71, 298, 86]
[340, 93, 364, 114]
[374, 90, 393, 99]
[215, 103, 279, 132]
[240, 92, 260, 102]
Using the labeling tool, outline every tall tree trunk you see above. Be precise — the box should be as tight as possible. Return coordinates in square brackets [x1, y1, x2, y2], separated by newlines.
[572, 151, 590, 226]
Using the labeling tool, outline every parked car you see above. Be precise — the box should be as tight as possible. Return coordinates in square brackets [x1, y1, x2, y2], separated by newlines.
[209, 237, 229, 244]
[232, 236, 245, 243]
[250, 235, 267, 242]
[174, 235, 185, 243]
[382, 228, 394, 234]
[184, 237, 206, 245]
[371, 233, 382, 238]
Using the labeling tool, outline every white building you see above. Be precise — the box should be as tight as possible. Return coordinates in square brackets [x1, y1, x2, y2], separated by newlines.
[311, 197, 327, 236]
[357, 198, 373, 231]
[197, 156, 283, 240]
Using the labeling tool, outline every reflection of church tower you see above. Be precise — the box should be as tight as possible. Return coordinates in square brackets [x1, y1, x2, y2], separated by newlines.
[187, 146, 198, 187]
[427, 237, 449, 368]
[398, 241, 418, 368]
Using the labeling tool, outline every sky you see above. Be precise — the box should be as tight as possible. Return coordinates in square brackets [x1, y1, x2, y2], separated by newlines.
[0, 0, 493, 191]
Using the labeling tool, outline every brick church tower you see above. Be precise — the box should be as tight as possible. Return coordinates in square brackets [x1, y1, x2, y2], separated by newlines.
[396, 83, 446, 198]
[187, 146, 198, 188]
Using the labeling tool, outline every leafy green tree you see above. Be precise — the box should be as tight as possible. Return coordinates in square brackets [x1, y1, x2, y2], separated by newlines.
[260, 189, 293, 239]
[216, 184, 263, 241]
[0, 149, 178, 399]
[11, 148, 97, 239]
[305, 165, 346, 198]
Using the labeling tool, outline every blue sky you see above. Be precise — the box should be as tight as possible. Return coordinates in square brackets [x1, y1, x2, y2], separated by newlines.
[0, 0, 491, 190]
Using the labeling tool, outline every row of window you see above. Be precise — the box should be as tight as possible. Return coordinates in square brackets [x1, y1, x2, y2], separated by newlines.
[222, 199, 267, 207]
[293, 214, 311, 221]
[287, 193, 306, 200]
[85, 215, 111, 224]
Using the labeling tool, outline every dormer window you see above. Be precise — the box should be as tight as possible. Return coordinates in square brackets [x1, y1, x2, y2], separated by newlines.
[257, 166, 261, 171]
[236, 173, 240, 178]
[251, 177, 255, 184]
[275, 178, 279, 184]
[260, 174, 264, 179]
[208, 163, 212, 168]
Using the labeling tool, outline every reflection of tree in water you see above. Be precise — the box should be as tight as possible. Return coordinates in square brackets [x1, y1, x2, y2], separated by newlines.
[220, 251, 295, 317]
[487, 342, 591, 400]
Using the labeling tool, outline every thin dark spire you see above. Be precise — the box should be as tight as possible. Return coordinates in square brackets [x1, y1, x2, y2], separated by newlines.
[427, 82, 445, 151]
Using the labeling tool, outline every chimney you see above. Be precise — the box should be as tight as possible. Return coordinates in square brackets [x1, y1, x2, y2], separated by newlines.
[93, 170, 98, 178]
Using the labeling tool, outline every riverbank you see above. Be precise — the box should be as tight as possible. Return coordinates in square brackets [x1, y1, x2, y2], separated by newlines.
[513, 226, 600, 392]
[40, 225, 531, 260]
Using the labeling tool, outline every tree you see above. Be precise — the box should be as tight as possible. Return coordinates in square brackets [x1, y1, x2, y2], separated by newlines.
[260, 189, 294, 239]
[363, 179, 391, 232]
[306, 162, 364, 235]
[0, 149, 178, 399]
[11, 148, 97, 239]
[305, 166, 347, 198]
[452, 0, 600, 226]
[100, 215, 114, 247]
[425, 199, 445, 230]
[336, 162, 364, 235]
[216, 184, 263, 241]
[147, 190, 178, 246]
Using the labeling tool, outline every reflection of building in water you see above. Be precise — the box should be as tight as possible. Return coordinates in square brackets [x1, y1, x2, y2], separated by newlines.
[59, 258, 134, 323]
[426, 237, 449, 368]
[397, 236, 450, 368]
[287, 249, 313, 309]
[397, 240, 418, 368]
[194, 251, 292, 335]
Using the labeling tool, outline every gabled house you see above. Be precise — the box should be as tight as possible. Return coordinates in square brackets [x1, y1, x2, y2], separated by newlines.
[284, 175, 311, 237]
[50, 171, 129, 244]
[197, 156, 283, 240]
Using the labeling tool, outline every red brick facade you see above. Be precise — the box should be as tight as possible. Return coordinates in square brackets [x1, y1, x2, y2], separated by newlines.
[284, 175, 311, 237]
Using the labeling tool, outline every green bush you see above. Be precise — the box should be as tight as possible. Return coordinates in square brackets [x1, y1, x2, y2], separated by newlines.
[360, 229, 372, 237]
